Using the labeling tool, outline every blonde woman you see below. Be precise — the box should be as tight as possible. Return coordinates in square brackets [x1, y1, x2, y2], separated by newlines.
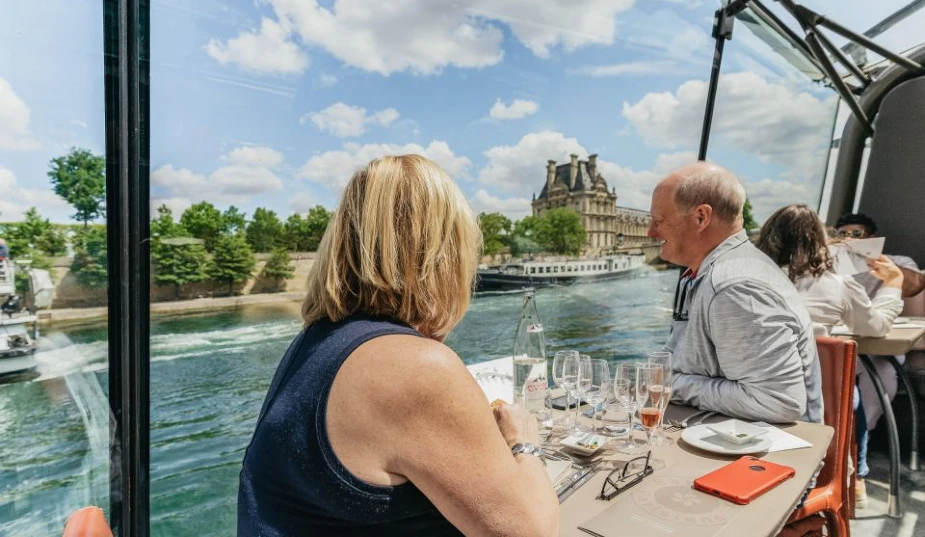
[238, 155, 558, 537]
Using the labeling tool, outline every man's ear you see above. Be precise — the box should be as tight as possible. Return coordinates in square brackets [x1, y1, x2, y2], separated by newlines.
[693, 204, 713, 231]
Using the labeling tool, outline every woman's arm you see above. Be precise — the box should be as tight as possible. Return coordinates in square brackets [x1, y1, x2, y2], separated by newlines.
[842, 274, 903, 337]
[330, 335, 559, 536]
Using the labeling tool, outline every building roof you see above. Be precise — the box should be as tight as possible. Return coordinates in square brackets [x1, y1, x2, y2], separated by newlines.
[537, 160, 608, 200]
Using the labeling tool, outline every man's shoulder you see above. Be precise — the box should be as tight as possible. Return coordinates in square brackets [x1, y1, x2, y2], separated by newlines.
[708, 242, 791, 292]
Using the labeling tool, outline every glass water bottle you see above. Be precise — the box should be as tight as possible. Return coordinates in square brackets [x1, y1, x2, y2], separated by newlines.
[513, 288, 550, 422]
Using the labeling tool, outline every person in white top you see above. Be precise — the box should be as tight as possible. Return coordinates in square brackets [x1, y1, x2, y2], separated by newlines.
[757, 204, 904, 509]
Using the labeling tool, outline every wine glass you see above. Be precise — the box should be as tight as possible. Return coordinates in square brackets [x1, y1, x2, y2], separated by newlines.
[637, 363, 668, 470]
[572, 355, 593, 432]
[613, 361, 646, 454]
[552, 350, 579, 429]
[647, 351, 673, 446]
[583, 359, 611, 432]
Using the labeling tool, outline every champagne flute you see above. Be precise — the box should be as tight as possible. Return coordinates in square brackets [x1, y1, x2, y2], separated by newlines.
[583, 359, 611, 432]
[637, 363, 667, 470]
[647, 351, 673, 446]
[552, 350, 579, 429]
[575, 355, 593, 432]
[614, 361, 646, 454]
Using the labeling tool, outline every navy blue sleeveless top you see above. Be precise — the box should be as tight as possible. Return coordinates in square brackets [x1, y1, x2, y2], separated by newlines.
[237, 315, 464, 537]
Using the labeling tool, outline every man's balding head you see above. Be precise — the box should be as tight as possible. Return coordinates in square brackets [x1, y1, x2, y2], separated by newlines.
[648, 162, 747, 270]
[661, 162, 746, 226]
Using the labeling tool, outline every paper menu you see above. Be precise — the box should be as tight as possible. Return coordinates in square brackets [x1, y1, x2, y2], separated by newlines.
[830, 237, 885, 276]
[468, 356, 514, 404]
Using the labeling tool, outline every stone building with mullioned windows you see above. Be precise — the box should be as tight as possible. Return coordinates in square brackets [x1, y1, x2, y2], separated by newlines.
[531, 154, 653, 253]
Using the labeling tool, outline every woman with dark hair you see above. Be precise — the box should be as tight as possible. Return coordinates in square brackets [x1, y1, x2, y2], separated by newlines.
[758, 204, 905, 510]
[757, 204, 903, 337]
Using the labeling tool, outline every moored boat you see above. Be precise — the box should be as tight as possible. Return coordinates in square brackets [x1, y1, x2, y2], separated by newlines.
[0, 258, 53, 381]
[476, 252, 647, 292]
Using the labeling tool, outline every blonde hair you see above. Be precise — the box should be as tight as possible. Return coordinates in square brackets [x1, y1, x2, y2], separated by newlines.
[301, 155, 481, 339]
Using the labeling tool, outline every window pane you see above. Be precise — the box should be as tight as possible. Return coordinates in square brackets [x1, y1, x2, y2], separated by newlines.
[144, 2, 755, 534]
[0, 1, 110, 533]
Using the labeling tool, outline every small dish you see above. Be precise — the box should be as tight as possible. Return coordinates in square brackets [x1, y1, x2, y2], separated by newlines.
[893, 317, 910, 325]
[705, 419, 768, 445]
[560, 433, 612, 455]
[681, 424, 772, 456]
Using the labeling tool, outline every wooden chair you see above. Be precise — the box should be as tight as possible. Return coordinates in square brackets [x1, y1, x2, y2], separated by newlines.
[784, 336, 857, 537]
[62, 506, 113, 537]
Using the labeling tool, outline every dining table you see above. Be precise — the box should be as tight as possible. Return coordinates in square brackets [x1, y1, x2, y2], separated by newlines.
[552, 405, 832, 537]
[468, 357, 833, 536]
[834, 316, 925, 518]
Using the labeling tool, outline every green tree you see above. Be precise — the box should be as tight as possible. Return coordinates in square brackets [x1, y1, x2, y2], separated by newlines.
[283, 213, 308, 251]
[303, 205, 332, 251]
[478, 212, 511, 257]
[1, 207, 66, 256]
[71, 226, 108, 289]
[535, 208, 585, 255]
[209, 233, 256, 295]
[152, 242, 210, 299]
[246, 207, 285, 253]
[261, 247, 294, 292]
[47, 148, 106, 226]
[151, 205, 184, 240]
[222, 206, 247, 234]
[742, 198, 759, 232]
[180, 202, 224, 250]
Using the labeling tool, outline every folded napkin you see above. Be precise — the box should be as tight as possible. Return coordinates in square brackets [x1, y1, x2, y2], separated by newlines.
[546, 460, 572, 488]
[751, 422, 812, 452]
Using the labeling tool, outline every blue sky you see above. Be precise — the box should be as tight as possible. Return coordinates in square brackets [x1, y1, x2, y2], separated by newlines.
[2, 0, 922, 225]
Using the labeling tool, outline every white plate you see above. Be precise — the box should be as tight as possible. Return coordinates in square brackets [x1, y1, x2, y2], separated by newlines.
[560, 434, 612, 455]
[681, 424, 772, 455]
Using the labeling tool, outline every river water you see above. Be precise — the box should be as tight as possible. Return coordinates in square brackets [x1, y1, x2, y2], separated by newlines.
[0, 269, 677, 536]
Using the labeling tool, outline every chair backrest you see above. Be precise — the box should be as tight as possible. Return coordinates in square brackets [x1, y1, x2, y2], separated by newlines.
[813, 336, 857, 489]
[62, 506, 113, 537]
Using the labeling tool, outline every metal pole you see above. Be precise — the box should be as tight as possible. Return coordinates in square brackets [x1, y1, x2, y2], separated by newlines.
[804, 30, 874, 133]
[814, 28, 871, 87]
[698, 7, 733, 161]
[104, 0, 151, 535]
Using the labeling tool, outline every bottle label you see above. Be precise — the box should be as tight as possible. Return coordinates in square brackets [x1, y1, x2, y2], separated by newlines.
[523, 365, 548, 413]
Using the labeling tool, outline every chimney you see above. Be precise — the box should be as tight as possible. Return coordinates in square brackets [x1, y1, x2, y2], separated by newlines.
[569, 153, 578, 190]
[588, 154, 598, 182]
[546, 160, 556, 191]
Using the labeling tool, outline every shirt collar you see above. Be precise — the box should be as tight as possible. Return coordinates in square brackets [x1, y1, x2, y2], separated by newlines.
[690, 229, 749, 280]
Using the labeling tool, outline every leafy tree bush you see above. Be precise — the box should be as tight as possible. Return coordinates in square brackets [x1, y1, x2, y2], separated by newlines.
[71, 226, 108, 289]
[478, 212, 511, 257]
[246, 207, 284, 253]
[180, 202, 224, 251]
[47, 148, 106, 226]
[209, 233, 255, 295]
[261, 248, 294, 292]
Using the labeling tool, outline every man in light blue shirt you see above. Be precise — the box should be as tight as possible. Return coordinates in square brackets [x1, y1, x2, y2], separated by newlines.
[650, 162, 822, 424]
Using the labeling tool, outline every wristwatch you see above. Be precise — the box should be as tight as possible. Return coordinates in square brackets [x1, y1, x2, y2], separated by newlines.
[510, 442, 544, 463]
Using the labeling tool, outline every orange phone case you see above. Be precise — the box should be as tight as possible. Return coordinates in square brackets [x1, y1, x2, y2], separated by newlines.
[693, 456, 795, 505]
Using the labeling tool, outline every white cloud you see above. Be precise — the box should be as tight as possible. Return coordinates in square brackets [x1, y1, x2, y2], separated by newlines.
[0, 168, 71, 222]
[301, 102, 401, 138]
[620, 9, 711, 66]
[69, 119, 88, 129]
[489, 98, 539, 120]
[741, 178, 819, 223]
[477, 130, 587, 193]
[152, 145, 286, 203]
[622, 71, 835, 177]
[206, 17, 309, 75]
[318, 74, 338, 87]
[0, 78, 40, 151]
[573, 60, 678, 77]
[300, 140, 471, 192]
[289, 192, 319, 214]
[209, 0, 633, 75]
[224, 146, 285, 167]
[151, 197, 193, 217]
[471, 189, 532, 219]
